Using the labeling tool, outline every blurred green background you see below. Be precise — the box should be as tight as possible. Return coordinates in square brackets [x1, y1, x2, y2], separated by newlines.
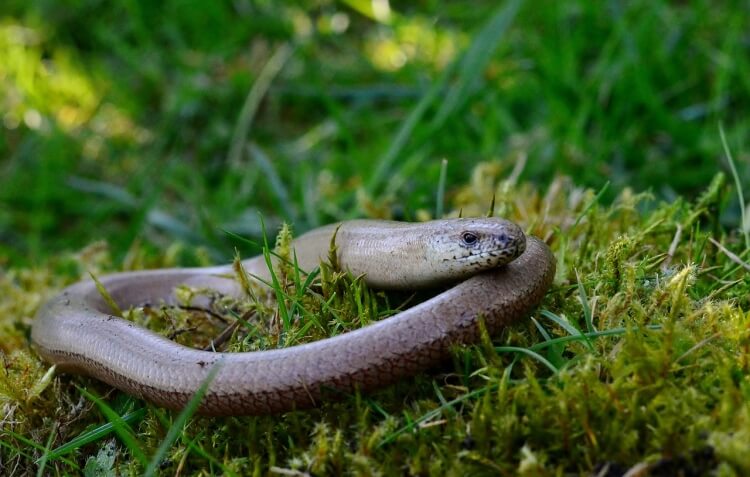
[1, 0, 748, 266]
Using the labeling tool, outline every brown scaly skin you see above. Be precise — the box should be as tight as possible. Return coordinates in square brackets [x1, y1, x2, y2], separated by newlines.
[31, 219, 555, 416]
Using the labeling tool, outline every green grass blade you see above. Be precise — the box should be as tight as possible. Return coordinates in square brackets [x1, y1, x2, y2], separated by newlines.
[227, 43, 294, 169]
[2, 429, 79, 469]
[66, 176, 138, 208]
[369, 0, 522, 195]
[436, 158, 448, 218]
[248, 144, 298, 221]
[367, 69, 453, 194]
[257, 216, 291, 330]
[531, 316, 553, 342]
[530, 316, 565, 368]
[38, 408, 147, 464]
[495, 346, 559, 373]
[89, 272, 123, 318]
[528, 325, 663, 352]
[719, 122, 749, 249]
[430, 0, 523, 129]
[540, 309, 594, 351]
[143, 360, 222, 477]
[77, 388, 148, 467]
[378, 385, 493, 448]
[576, 270, 596, 333]
[572, 181, 610, 229]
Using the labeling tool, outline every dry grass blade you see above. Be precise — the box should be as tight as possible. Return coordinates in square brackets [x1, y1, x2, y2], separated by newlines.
[709, 237, 750, 272]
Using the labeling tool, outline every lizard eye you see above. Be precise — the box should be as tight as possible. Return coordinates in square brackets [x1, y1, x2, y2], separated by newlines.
[461, 231, 479, 246]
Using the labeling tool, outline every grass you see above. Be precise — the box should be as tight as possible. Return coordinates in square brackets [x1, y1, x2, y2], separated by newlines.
[2, 0, 750, 475]
[5, 171, 750, 475]
[1, 0, 749, 265]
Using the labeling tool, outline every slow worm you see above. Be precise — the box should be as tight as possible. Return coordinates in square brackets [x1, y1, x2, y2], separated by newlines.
[32, 218, 555, 415]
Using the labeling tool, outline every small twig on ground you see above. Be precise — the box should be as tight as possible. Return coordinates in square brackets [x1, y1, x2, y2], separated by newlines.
[709, 237, 750, 272]
[202, 320, 243, 352]
[661, 225, 682, 270]
[202, 310, 258, 352]
[674, 331, 722, 364]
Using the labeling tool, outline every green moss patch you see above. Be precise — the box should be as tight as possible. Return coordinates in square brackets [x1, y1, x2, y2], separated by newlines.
[2, 168, 749, 475]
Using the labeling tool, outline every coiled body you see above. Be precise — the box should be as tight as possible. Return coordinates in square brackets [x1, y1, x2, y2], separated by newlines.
[32, 219, 555, 416]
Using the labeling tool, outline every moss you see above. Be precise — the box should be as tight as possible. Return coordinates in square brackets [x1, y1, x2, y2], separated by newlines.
[2, 167, 750, 475]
